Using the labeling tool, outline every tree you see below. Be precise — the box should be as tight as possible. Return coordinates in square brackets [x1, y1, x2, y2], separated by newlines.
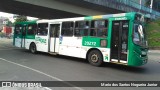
[4, 19, 13, 27]
[14, 15, 28, 24]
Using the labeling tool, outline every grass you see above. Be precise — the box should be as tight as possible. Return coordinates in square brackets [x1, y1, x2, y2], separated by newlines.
[146, 19, 160, 49]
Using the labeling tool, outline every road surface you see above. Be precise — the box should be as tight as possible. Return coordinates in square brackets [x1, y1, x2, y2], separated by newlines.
[0, 38, 160, 90]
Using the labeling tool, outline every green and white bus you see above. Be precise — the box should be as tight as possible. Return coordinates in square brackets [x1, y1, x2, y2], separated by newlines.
[13, 12, 148, 66]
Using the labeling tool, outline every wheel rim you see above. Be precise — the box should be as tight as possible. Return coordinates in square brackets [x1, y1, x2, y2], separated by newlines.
[91, 54, 99, 63]
[31, 45, 35, 52]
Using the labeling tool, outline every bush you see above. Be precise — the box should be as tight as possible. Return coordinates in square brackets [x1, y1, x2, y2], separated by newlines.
[0, 32, 5, 38]
[146, 19, 160, 49]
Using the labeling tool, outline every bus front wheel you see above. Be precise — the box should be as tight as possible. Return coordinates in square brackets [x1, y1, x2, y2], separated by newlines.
[30, 43, 37, 54]
[87, 50, 103, 67]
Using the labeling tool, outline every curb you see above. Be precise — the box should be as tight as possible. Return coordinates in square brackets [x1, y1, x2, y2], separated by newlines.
[148, 50, 160, 53]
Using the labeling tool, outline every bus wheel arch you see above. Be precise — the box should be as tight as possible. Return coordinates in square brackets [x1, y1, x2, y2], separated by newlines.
[29, 42, 37, 54]
[86, 48, 103, 67]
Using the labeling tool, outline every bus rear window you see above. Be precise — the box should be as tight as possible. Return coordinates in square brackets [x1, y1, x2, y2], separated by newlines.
[15, 25, 22, 35]
[28, 24, 37, 35]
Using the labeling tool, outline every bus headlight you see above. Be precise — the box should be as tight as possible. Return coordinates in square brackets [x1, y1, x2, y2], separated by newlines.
[141, 51, 147, 55]
[100, 40, 107, 47]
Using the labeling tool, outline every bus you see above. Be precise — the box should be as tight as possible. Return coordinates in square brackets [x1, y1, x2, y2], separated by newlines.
[13, 12, 148, 66]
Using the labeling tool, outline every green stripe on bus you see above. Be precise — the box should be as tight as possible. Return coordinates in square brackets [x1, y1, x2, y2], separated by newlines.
[82, 37, 107, 47]
[25, 35, 35, 39]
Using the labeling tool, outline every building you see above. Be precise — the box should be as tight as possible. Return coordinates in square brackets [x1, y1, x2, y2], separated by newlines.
[0, 17, 8, 32]
[153, 0, 160, 11]
[132, 0, 160, 11]
[130, 0, 149, 6]
[2, 26, 12, 36]
[0, 16, 13, 38]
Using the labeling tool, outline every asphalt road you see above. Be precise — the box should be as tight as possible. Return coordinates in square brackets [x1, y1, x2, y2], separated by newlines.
[0, 38, 160, 90]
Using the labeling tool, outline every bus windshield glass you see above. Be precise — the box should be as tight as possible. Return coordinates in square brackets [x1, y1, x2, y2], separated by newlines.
[133, 23, 147, 47]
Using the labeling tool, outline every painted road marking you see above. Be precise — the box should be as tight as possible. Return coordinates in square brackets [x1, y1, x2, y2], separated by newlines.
[0, 58, 83, 90]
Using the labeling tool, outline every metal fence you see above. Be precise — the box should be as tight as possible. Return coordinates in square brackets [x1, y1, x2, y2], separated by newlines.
[84, 0, 160, 18]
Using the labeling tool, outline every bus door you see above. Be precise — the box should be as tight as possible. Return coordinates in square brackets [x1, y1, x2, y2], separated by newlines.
[49, 24, 60, 53]
[111, 20, 129, 63]
[14, 24, 23, 48]
[21, 25, 27, 48]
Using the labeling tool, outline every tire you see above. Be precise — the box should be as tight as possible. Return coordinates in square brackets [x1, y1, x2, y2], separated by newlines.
[87, 50, 103, 66]
[30, 43, 37, 54]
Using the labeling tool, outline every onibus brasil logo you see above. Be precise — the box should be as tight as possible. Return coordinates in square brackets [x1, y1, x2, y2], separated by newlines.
[1, 82, 42, 88]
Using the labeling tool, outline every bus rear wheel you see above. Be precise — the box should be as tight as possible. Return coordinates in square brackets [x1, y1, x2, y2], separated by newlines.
[87, 50, 103, 67]
[30, 43, 37, 54]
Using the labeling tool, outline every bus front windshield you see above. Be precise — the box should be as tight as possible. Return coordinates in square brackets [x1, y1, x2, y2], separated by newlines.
[133, 23, 147, 47]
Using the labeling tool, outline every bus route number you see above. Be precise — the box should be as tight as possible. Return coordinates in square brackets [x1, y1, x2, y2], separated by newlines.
[84, 41, 96, 46]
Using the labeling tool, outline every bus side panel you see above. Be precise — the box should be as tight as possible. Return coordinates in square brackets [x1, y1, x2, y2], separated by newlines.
[14, 38, 22, 48]
[80, 46, 88, 59]
[82, 37, 111, 62]
[25, 39, 35, 49]
[80, 47, 111, 62]
[59, 37, 82, 58]
[35, 35, 49, 52]
[25, 35, 35, 49]
[101, 48, 110, 62]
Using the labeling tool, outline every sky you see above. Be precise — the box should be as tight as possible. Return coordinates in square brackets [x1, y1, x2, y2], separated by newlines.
[0, 12, 38, 22]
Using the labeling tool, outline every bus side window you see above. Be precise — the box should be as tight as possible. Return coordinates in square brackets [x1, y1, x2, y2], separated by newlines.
[61, 22, 74, 36]
[90, 20, 108, 37]
[74, 21, 89, 37]
[90, 21, 96, 36]
[27, 24, 37, 35]
[37, 23, 48, 36]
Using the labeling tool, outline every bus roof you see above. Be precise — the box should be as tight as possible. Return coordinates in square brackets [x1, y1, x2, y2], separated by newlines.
[84, 12, 136, 20]
[15, 20, 37, 25]
[18, 12, 139, 24]
[37, 12, 137, 23]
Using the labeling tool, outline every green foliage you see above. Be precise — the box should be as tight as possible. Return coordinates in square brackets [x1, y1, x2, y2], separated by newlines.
[14, 15, 28, 24]
[6, 19, 13, 27]
[146, 19, 160, 48]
